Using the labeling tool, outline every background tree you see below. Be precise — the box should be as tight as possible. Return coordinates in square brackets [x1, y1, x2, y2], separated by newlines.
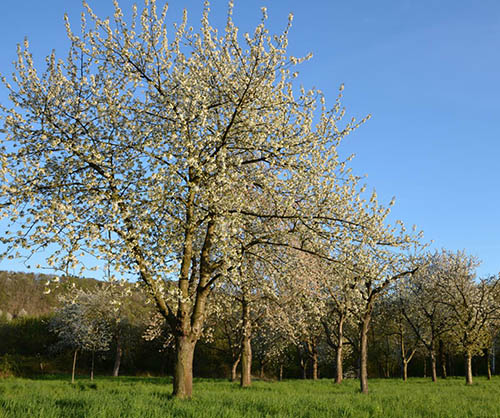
[399, 254, 451, 382]
[346, 203, 420, 394]
[49, 288, 112, 382]
[433, 250, 500, 385]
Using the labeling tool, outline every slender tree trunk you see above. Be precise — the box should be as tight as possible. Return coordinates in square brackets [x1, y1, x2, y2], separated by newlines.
[492, 340, 496, 375]
[465, 351, 473, 385]
[300, 357, 307, 379]
[359, 314, 371, 394]
[430, 350, 437, 382]
[240, 301, 252, 388]
[71, 349, 78, 384]
[279, 364, 283, 381]
[90, 350, 95, 381]
[335, 316, 344, 384]
[112, 338, 122, 377]
[487, 349, 492, 380]
[259, 363, 265, 379]
[423, 357, 427, 378]
[172, 335, 196, 399]
[231, 354, 241, 382]
[439, 339, 447, 379]
[399, 334, 406, 381]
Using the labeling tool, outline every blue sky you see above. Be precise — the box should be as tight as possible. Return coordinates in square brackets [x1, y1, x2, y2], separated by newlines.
[0, 1, 499, 277]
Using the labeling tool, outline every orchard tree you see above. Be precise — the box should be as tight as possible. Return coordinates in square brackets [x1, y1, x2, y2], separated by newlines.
[345, 203, 421, 394]
[320, 261, 361, 384]
[433, 250, 500, 385]
[205, 289, 243, 382]
[275, 248, 326, 381]
[398, 254, 451, 382]
[105, 281, 149, 377]
[377, 291, 420, 381]
[0, 0, 374, 398]
[49, 288, 112, 382]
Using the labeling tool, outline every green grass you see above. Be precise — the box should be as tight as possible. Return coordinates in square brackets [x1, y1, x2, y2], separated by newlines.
[0, 375, 499, 417]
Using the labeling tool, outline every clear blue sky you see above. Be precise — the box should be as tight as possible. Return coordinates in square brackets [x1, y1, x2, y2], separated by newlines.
[0, 1, 499, 277]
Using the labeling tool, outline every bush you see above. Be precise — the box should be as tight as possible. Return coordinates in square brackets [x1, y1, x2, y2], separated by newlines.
[0, 354, 19, 377]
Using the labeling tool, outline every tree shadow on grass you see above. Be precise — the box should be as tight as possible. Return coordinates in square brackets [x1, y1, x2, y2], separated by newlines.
[29, 374, 173, 385]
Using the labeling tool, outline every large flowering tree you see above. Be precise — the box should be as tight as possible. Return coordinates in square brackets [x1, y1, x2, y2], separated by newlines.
[0, 1, 373, 397]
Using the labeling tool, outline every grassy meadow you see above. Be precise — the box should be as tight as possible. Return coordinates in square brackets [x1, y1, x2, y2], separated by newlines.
[0, 376, 499, 417]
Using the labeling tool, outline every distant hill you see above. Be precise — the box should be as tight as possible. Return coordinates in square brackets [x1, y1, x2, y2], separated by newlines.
[0, 271, 103, 319]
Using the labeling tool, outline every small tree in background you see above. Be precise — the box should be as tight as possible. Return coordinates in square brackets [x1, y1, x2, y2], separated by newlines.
[49, 289, 112, 382]
[433, 250, 500, 385]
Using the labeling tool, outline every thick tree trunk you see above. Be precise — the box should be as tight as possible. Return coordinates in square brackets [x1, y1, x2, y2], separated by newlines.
[430, 350, 437, 382]
[307, 339, 319, 381]
[335, 316, 344, 384]
[112, 338, 122, 377]
[465, 351, 473, 385]
[359, 314, 371, 394]
[173, 335, 196, 399]
[240, 301, 252, 388]
[90, 350, 95, 381]
[403, 361, 408, 382]
[312, 350, 318, 380]
[231, 354, 241, 382]
[71, 349, 78, 384]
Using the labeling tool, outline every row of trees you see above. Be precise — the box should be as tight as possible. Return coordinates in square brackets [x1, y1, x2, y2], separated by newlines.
[43, 249, 499, 392]
[0, 0, 498, 398]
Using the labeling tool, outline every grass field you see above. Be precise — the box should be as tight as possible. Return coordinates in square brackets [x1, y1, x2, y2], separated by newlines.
[0, 375, 499, 417]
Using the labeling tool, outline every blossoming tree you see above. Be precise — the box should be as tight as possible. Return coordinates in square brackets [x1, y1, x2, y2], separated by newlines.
[0, 0, 373, 398]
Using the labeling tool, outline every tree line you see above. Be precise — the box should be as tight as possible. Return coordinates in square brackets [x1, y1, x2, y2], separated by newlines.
[1, 257, 499, 389]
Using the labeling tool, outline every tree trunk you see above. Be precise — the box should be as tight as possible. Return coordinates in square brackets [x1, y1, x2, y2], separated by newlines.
[399, 334, 405, 381]
[335, 316, 344, 384]
[465, 351, 473, 385]
[300, 357, 307, 379]
[240, 301, 252, 388]
[240, 340, 251, 386]
[112, 338, 122, 377]
[312, 350, 318, 380]
[359, 314, 371, 394]
[90, 350, 95, 381]
[172, 335, 196, 399]
[259, 363, 265, 379]
[487, 349, 492, 380]
[430, 350, 437, 382]
[423, 356, 427, 378]
[71, 349, 78, 384]
[439, 339, 447, 379]
[307, 339, 318, 381]
[279, 364, 283, 381]
[231, 354, 241, 382]
[492, 340, 496, 375]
